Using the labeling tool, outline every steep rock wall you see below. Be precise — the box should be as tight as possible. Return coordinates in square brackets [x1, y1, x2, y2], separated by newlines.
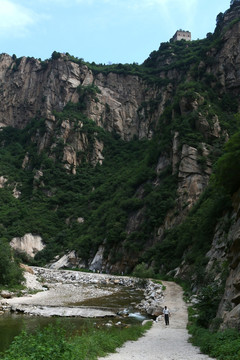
[1, 3, 240, 331]
[0, 54, 168, 141]
[206, 189, 240, 330]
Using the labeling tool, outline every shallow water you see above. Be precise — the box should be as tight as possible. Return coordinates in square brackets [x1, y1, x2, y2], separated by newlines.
[0, 285, 146, 353]
[69, 287, 144, 310]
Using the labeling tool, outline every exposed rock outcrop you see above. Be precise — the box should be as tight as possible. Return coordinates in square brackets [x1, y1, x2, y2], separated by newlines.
[136, 281, 164, 317]
[0, 176, 7, 188]
[177, 143, 211, 210]
[10, 233, 45, 258]
[199, 188, 240, 330]
[89, 245, 105, 272]
[1, 2, 240, 332]
[0, 54, 166, 142]
[49, 251, 85, 270]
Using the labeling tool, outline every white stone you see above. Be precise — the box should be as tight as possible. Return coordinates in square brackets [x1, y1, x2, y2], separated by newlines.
[10, 233, 45, 258]
[89, 245, 105, 272]
[0, 176, 7, 188]
[49, 250, 78, 270]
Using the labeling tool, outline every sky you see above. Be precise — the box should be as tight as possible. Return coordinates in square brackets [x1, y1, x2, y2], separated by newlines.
[0, 0, 232, 65]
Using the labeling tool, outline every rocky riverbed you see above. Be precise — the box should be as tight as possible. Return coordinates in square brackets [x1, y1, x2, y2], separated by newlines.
[0, 267, 164, 319]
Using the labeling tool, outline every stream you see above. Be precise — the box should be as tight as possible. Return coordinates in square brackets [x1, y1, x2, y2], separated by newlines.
[0, 285, 146, 353]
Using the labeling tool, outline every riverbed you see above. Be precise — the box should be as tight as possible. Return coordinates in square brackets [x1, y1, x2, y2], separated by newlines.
[0, 267, 158, 352]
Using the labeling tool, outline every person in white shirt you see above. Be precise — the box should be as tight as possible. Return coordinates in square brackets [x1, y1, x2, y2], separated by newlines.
[163, 305, 170, 325]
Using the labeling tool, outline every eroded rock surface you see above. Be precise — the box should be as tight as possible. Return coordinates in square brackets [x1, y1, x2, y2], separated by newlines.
[10, 233, 45, 258]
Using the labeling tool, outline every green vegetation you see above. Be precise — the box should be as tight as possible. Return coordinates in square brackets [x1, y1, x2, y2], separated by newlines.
[1, 24, 240, 285]
[185, 261, 239, 360]
[0, 102, 179, 274]
[0, 321, 152, 360]
[143, 186, 232, 282]
[132, 262, 155, 279]
[188, 306, 240, 360]
[0, 239, 23, 286]
[1, 2, 240, 332]
[214, 131, 240, 194]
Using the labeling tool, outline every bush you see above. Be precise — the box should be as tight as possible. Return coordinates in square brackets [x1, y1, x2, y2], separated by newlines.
[194, 284, 224, 328]
[132, 262, 155, 279]
[189, 325, 240, 360]
[1, 321, 152, 360]
[0, 239, 23, 286]
[51, 51, 61, 60]
[214, 131, 240, 194]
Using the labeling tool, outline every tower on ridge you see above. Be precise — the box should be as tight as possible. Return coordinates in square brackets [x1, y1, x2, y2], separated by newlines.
[172, 30, 191, 42]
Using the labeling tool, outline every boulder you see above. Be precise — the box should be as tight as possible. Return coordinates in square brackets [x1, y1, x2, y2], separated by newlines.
[49, 251, 81, 269]
[89, 245, 105, 272]
[0, 290, 13, 299]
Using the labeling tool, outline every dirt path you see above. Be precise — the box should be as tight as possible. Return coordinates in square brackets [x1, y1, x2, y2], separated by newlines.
[98, 281, 215, 360]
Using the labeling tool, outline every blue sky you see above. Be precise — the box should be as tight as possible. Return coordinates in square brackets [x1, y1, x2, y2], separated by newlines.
[0, 0, 231, 64]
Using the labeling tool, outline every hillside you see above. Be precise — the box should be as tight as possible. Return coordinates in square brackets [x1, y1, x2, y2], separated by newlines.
[1, 1, 240, 331]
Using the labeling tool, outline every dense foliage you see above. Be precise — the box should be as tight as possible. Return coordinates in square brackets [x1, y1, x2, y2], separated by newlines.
[188, 307, 240, 360]
[0, 109, 178, 272]
[2, 25, 240, 286]
[143, 187, 232, 280]
[214, 130, 240, 194]
[0, 321, 152, 360]
[0, 239, 23, 286]
[1, 2, 240, 298]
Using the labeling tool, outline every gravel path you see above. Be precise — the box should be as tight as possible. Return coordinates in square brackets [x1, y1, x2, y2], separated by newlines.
[98, 281, 215, 360]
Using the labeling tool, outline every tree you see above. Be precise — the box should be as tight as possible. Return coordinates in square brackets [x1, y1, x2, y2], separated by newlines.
[51, 51, 61, 60]
[216, 12, 224, 26]
[214, 131, 240, 194]
[0, 238, 23, 286]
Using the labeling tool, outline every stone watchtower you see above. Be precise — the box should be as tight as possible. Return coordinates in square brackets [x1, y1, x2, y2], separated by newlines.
[172, 30, 191, 42]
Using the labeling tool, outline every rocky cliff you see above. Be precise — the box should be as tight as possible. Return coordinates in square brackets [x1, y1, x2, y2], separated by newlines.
[0, 54, 163, 140]
[1, 2, 240, 331]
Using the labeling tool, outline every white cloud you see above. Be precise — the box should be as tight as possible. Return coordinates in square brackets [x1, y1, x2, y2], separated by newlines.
[0, 0, 39, 37]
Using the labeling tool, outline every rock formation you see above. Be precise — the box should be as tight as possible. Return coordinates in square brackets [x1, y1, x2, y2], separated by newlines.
[1, 1, 240, 331]
[10, 233, 45, 258]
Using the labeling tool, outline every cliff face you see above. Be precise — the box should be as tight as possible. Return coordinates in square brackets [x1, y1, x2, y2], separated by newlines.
[0, 54, 165, 141]
[0, 53, 173, 173]
[0, 51, 222, 199]
[1, 3, 240, 331]
[204, 189, 240, 330]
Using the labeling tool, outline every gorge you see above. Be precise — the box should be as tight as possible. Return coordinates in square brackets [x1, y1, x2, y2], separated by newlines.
[1, 0, 240, 338]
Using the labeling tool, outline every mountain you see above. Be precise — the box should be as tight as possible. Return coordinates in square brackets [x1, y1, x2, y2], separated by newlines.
[1, 1, 240, 330]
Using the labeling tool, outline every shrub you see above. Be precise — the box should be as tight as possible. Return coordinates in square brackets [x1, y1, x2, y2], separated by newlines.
[0, 239, 23, 286]
[194, 284, 224, 328]
[132, 262, 155, 278]
[51, 51, 61, 60]
[214, 131, 240, 194]
[1, 322, 152, 360]
[189, 324, 240, 360]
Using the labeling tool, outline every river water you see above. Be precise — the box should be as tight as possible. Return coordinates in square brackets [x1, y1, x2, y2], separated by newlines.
[0, 286, 146, 353]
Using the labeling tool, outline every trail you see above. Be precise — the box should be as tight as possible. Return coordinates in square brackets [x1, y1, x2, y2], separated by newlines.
[98, 281, 215, 360]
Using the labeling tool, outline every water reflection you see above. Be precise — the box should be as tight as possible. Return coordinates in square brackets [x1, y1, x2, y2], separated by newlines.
[0, 286, 146, 353]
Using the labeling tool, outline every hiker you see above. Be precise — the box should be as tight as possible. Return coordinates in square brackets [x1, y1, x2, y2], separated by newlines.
[163, 305, 170, 325]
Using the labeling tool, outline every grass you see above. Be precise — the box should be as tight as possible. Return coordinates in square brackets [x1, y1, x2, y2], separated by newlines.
[0, 320, 152, 360]
[188, 324, 240, 360]
[187, 306, 240, 360]
[152, 280, 166, 291]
